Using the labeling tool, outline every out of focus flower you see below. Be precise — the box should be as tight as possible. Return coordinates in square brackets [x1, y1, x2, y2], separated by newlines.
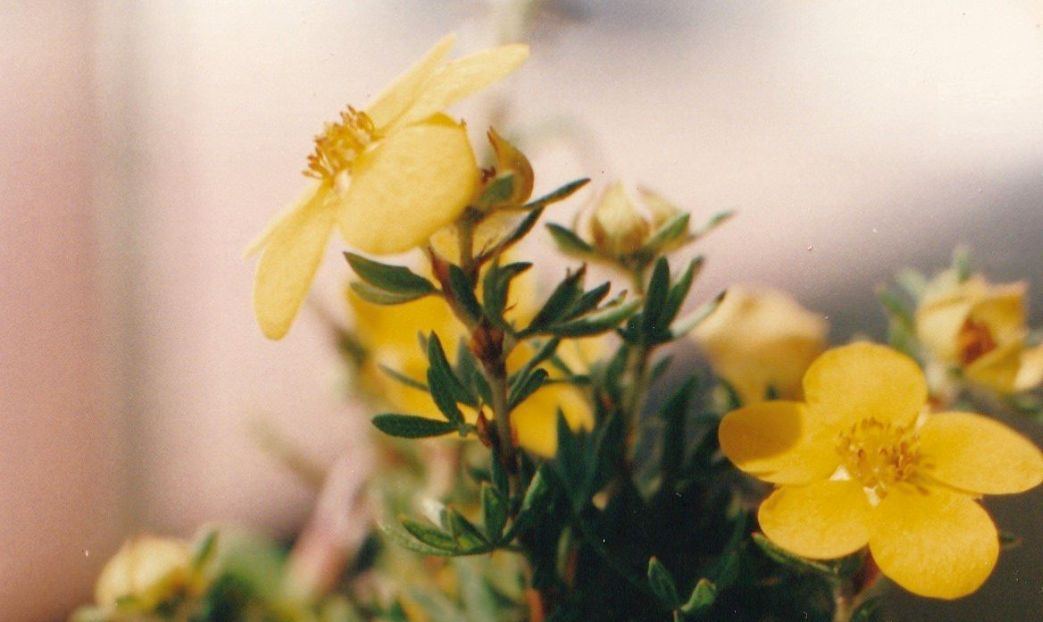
[249, 34, 528, 339]
[719, 342, 1043, 599]
[693, 286, 827, 404]
[916, 270, 1043, 392]
[94, 535, 192, 611]
[589, 183, 651, 257]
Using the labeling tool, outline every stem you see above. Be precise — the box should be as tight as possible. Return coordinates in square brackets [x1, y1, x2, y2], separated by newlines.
[832, 580, 855, 622]
[485, 364, 520, 502]
[457, 219, 475, 274]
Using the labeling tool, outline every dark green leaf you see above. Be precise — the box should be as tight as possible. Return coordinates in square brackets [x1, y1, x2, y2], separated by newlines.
[447, 265, 483, 324]
[480, 484, 508, 542]
[527, 266, 586, 333]
[642, 258, 672, 339]
[662, 256, 704, 325]
[563, 281, 612, 320]
[849, 598, 884, 622]
[647, 557, 681, 609]
[345, 252, 436, 295]
[752, 533, 854, 577]
[550, 298, 641, 337]
[372, 414, 457, 439]
[508, 368, 549, 411]
[427, 333, 476, 415]
[481, 206, 546, 262]
[482, 261, 532, 331]
[522, 178, 590, 210]
[401, 518, 456, 550]
[546, 223, 595, 257]
[350, 281, 430, 305]
[446, 510, 489, 548]
[659, 377, 696, 493]
[679, 579, 716, 616]
[381, 523, 458, 556]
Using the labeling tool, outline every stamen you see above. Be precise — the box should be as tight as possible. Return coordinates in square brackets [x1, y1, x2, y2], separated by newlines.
[303, 106, 376, 181]
[836, 418, 921, 497]
[956, 318, 996, 365]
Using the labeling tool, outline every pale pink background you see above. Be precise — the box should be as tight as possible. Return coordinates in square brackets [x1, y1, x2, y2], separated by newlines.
[2, 1, 1042, 619]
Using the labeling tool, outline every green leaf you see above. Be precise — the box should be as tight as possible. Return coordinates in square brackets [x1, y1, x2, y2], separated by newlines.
[372, 414, 457, 439]
[508, 368, 549, 411]
[350, 281, 430, 305]
[546, 223, 595, 257]
[427, 333, 476, 417]
[522, 178, 590, 210]
[475, 173, 516, 210]
[480, 484, 508, 542]
[511, 338, 560, 386]
[527, 266, 586, 333]
[481, 206, 546, 262]
[647, 557, 681, 609]
[642, 212, 690, 253]
[659, 377, 696, 494]
[401, 518, 456, 550]
[378, 364, 429, 393]
[191, 529, 219, 571]
[447, 265, 483, 324]
[670, 291, 725, 339]
[563, 281, 612, 321]
[345, 252, 436, 295]
[550, 298, 641, 337]
[642, 257, 672, 339]
[692, 210, 733, 240]
[446, 510, 489, 549]
[381, 523, 458, 556]
[662, 256, 704, 325]
[482, 261, 532, 331]
[678, 579, 717, 616]
[752, 533, 863, 578]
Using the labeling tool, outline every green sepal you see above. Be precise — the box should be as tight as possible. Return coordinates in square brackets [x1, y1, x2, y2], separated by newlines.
[345, 252, 436, 296]
[371, 414, 458, 439]
[647, 557, 681, 609]
[475, 173, 517, 210]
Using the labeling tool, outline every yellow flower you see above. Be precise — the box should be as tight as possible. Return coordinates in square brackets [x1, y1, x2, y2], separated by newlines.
[589, 183, 652, 257]
[348, 280, 595, 458]
[916, 270, 1043, 392]
[693, 286, 828, 404]
[249, 34, 529, 339]
[94, 535, 192, 610]
[719, 342, 1043, 599]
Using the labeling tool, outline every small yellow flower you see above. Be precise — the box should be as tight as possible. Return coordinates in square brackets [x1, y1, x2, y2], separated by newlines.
[348, 280, 595, 458]
[249, 34, 529, 339]
[693, 286, 827, 404]
[916, 270, 1043, 392]
[719, 342, 1043, 599]
[94, 535, 192, 611]
[589, 183, 652, 257]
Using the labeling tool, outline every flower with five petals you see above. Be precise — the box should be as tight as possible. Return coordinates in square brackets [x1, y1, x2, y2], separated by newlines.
[249, 34, 528, 339]
[719, 342, 1043, 599]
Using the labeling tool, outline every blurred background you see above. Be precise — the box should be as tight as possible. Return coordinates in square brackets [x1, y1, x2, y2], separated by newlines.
[2, 1, 1042, 619]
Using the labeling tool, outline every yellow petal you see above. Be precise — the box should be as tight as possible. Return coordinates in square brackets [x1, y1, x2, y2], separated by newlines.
[389, 43, 529, 131]
[694, 286, 827, 403]
[916, 297, 973, 362]
[253, 187, 335, 339]
[919, 412, 1043, 495]
[95, 536, 191, 609]
[718, 401, 838, 485]
[803, 342, 926, 428]
[870, 486, 998, 599]
[589, 183, 650, 256]
[964, 341, 1022, 393]
[758, 480, 871, 559]
[1015, 343, 1043, 391]
[513, 383, 593, 458]
[969, 282, 1026, 345]
[337, 116, 478, 255]
[365, 34, 457, 130]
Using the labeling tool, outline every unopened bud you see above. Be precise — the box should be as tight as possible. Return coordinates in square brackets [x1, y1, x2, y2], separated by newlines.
[638, 186, 683, 229]
[486, 128, 534, 207]
[94, 536, 192, 611]
[589, 183, 650, 257]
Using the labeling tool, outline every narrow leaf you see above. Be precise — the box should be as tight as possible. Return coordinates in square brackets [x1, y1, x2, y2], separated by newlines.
[345, 252, 436, 294]
[522, 178, 590, 210]
[401, 518, 456, 550]
[679, 579, 717, 616]
[669, 291, 725, 339]
[379, 364, 429, 392]
[508, 368, 549, 411]
[546, 223, 595, 257]
[480, 484, 508, 542]
[350, 281, 430, 305]
[447, 265, 483, 323]
[647, 557, 681, 609]
[372, 414, 457, 439]
[550, 298, 641, 337]
[642, 212, 690, 253]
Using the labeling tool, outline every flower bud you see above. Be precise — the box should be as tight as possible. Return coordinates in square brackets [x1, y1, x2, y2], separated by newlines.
[486, 127, 534, 207]
[589, 183, 650, 257]
[94, 535, 192, 611]
[638, 186, 683, 229]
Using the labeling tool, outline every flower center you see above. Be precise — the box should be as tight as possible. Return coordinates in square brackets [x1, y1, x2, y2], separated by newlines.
[304, 106, 376, 182]
[836, 418, 920, 496]
[956, 318, 996, 365]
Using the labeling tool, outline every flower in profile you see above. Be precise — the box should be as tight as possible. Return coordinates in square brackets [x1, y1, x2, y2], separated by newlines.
[693, 286, 827, 404]
[94, 535, 192, 611]
[249, 34, 529, 339]
[916, 270, 1043, 392]
[719, 342, 1043, 599]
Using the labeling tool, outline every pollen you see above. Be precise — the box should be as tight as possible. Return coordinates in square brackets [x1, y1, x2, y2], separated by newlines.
[304, 106, 376, 181]
[836, 418, 921, 496]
